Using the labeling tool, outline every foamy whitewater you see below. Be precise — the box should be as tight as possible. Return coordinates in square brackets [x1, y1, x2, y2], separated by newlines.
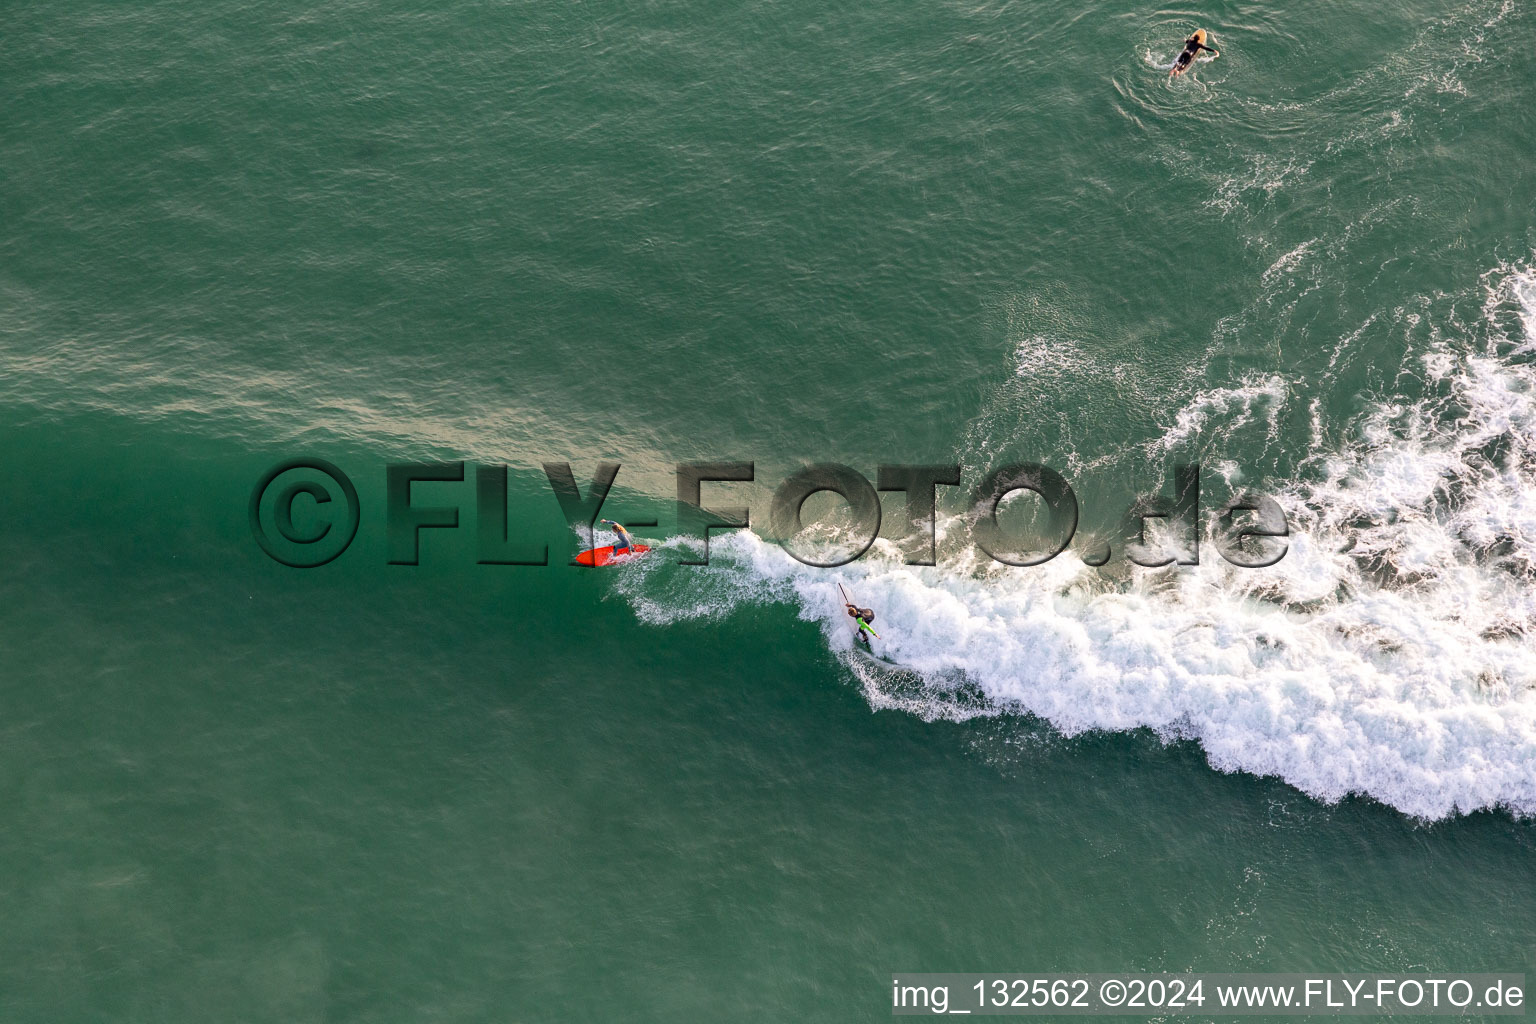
[616, 264, 1536, 821]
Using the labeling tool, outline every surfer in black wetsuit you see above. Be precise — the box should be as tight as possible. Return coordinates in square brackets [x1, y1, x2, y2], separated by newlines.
[836, 583, 881, 645]
[1170, 29, 1218, 77]
[846, 603, 879, 644]
[601, 519, 635, 556]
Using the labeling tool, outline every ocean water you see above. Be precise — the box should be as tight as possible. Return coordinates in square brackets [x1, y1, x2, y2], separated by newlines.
[2, 0, 1535, 1019]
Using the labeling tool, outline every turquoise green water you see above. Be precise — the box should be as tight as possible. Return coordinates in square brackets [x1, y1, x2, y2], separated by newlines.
[3, 0, 1536, 1019]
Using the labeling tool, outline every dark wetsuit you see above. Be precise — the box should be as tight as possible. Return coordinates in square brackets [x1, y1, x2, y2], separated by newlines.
[847, 605, 877, 643]
[1174, 36, 1216, 72]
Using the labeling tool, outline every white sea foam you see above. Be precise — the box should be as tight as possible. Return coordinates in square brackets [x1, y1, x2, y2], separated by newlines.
[1260, 239, 1319, 288]
[1143, 375, 1291, 457]
[1206, 155, 1314, 216]
[619, 264, 1536, 821]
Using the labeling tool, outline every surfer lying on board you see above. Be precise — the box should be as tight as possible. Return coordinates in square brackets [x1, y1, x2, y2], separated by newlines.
[600, 519, 635, 556]
[1170, 29, 1217, 77]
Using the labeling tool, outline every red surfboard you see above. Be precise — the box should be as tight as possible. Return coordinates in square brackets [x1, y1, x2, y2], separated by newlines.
[574, 543, 651, 567]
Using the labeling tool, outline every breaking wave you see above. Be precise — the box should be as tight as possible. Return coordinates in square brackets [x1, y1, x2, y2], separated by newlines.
[616, 262, 1536, 820]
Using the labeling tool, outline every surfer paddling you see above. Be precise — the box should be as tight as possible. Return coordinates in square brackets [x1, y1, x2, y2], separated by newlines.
[1170, 29, 1217, 77]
